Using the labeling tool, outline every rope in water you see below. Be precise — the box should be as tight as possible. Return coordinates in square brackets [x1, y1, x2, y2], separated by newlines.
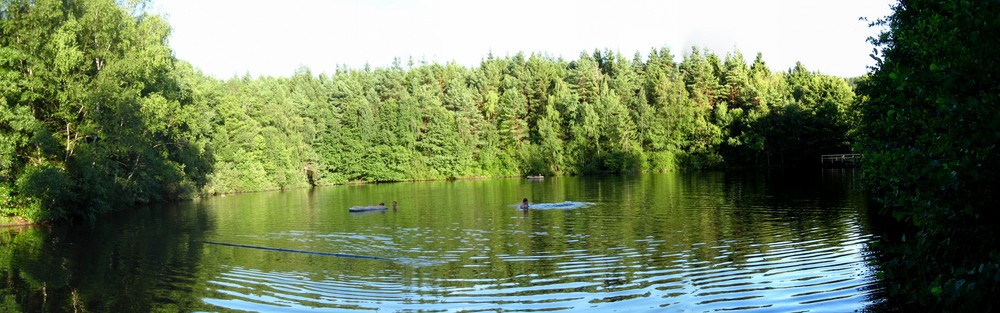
[200, 241, 395, 261]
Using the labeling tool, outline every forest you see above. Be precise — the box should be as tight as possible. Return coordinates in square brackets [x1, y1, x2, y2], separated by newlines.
[1, 0, 857, 223]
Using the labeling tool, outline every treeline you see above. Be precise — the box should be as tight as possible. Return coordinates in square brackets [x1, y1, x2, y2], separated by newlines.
[204, 49, 856, 187]
[1, 0, 857, 222]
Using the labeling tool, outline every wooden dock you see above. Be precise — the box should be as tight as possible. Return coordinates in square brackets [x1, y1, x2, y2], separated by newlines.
[821, 154, 862, 167]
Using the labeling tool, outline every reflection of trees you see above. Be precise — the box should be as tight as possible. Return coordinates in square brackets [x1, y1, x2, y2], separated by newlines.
[0, 201, 215, 312]
[710, 171, 865, 264]
[624, 171, 870, 273]
[1, 227, 63, 313]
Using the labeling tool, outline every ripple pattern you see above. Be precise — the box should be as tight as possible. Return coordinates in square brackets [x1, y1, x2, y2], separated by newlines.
[202, 212, 880, 312]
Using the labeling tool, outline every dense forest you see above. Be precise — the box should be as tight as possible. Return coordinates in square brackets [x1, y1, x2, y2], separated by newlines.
[0, 0, 857, 223]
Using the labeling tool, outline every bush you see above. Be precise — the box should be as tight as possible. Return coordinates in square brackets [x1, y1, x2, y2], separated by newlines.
[859, 0, 1000, 310]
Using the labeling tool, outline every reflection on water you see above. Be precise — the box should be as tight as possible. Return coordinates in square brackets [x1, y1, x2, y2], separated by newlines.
[521, 201, 595, 210]
[1, 170, 882, 312]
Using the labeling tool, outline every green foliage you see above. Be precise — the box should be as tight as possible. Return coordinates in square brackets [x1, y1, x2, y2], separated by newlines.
[12, 162, 72, 220]
[726, 62, 856, 167]
[0, 0, 210, 221]
[858, 0, 1000, 310]
[0, 0, 860, 223]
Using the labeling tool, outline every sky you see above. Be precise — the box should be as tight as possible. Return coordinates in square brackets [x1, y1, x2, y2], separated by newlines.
[153, 0, 895, 79]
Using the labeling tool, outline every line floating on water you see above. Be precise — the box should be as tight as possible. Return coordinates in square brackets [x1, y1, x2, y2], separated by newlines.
[200, 241, 395, 261]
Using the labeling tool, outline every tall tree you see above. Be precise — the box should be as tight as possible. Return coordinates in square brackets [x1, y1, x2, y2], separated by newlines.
[1, 0, 208, 220]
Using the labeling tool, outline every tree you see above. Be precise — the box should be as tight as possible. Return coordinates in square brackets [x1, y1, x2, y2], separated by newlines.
[1, 0, 209, 220]
[859, 0, 1000, 310]
[532, 91, 565, 174]
[596, 80, 640, 172]
[642, 48, 688, 171]
[677, 48, 726, 168]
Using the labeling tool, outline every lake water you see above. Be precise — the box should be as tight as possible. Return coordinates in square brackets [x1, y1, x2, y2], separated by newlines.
[0, 170, 884, 312]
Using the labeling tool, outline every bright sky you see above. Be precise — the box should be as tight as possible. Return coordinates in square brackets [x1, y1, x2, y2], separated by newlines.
[154, 0, 895, 79]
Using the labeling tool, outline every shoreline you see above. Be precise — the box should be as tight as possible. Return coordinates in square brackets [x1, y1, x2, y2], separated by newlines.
[0, 215, 34, 227]
[3, 169, 829, 225]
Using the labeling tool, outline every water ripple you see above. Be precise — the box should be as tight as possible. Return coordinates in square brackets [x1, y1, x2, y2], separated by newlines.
[202, 217, 877, 312]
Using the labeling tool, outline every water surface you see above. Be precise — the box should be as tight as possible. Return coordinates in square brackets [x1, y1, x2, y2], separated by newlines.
[0, 170, 882, 312]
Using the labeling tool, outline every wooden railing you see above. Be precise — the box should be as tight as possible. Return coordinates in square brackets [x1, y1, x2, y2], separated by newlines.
[821, 154, 862, 166]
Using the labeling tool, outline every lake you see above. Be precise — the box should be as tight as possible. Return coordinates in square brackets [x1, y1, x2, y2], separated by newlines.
[0, 170, 884, 312]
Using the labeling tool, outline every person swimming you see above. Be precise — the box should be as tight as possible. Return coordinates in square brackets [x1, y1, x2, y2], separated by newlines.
[520, 198, 530, 210]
